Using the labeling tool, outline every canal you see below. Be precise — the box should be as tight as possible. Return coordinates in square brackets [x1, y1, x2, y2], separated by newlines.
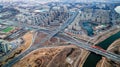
[83, 31, 120, 67]
[82, 22, 94, 36]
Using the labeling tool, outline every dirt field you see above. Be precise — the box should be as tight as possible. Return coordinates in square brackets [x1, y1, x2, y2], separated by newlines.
[96, 38, 120, 67]
[0, 31, 34, 66]
[13, 45, 83, 67]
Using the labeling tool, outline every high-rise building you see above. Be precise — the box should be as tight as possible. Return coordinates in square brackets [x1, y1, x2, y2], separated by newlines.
[0, 41, 10, 53]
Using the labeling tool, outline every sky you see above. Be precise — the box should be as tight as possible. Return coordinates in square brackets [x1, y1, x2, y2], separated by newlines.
[0, 0, 57, 3]
[0, 0, 120, 3]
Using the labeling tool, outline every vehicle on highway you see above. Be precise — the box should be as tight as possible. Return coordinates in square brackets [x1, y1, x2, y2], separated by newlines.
[91, 45, 106, 52]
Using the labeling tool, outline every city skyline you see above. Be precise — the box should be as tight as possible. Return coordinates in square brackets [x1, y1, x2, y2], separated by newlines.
[0, 1, 120, 67]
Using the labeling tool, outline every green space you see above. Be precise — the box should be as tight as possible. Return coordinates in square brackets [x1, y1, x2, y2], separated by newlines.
[2, 27, 14, 33]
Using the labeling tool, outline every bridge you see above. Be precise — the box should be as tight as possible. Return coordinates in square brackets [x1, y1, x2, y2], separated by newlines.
[2, 11, 120, 67]
[2, 11, 79, 67]
[57, 33, 120, 62]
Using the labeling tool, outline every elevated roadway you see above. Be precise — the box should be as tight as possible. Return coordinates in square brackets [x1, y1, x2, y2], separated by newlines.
[2, 12, 79, 67]
[57, 33, 120, 63]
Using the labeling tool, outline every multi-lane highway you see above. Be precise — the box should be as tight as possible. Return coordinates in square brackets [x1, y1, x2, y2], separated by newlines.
[2, 10, 120, 67]
[2, 12, 79, 67]
[57, 33, 120, 62]
[39, 28, 120, 63]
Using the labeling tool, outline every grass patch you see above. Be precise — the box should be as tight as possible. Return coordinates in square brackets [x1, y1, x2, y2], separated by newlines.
[2, 27, 14, 33]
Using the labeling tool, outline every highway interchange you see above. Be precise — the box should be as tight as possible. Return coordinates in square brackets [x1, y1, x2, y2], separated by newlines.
[2, 11, 120, 67]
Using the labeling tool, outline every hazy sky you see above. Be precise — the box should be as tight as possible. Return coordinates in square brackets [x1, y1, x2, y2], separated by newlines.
[0, 0, 58, 3]
[0, 0, 119, 3]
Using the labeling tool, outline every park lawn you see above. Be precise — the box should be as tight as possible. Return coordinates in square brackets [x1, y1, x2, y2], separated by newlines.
[2, 27, 14, 33]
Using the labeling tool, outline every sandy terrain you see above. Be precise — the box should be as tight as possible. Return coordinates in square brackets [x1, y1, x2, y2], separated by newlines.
[18, 31, 34, 51]
[73, 28, 120, 67]
[96, 38, 120, 67]
[93, 28, 120, 45]
[0, 31, 34, 66]
[33, 32, 47, 45]
[66, 27, 120, 45]
[13, 45, 82, 67]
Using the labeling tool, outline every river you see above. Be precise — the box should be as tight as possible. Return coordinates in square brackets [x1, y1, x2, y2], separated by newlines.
[83, 31, 120, 67]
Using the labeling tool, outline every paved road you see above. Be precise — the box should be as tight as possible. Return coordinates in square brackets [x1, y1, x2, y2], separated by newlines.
[40, 28, 120, 63]
[2, 10, 120, 67]
[57, 33, 120, 62]
[0, 31, 37, 63]
[2, 12, 79, 67]
[16, 25, 120, 63]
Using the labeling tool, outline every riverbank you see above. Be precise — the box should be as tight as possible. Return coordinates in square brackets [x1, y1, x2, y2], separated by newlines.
[92, 27, 120, 45]
[69, 27, 120, 45]
[81, 28, 120, 67]
[96, 38, 120, 67]
[83, 27, 120, 67]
